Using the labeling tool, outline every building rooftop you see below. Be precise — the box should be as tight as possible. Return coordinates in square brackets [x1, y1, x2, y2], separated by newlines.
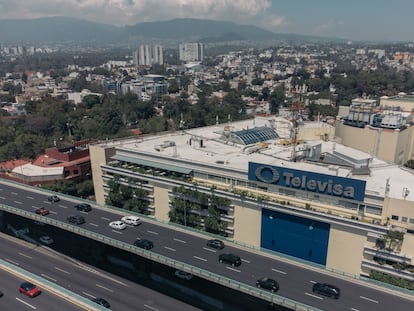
[106, 117, 414, 202]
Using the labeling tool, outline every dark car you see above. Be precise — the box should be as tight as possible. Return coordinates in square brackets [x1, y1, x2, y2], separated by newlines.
[35, 207, 49, 216]
[67, 214, 85, 225]
[206, 239, 225, 249]
[312, 282, 340, 299]
[19, 282, 41, 298]
[134, 238, 154, 250]
[256, 277, 279, 292]
[75, 203, 92, 212]
[218, 253, 241, 267]
[91, 297, 111, 308]
[47, 195, 60, 202]
[0, 290, 3, 297]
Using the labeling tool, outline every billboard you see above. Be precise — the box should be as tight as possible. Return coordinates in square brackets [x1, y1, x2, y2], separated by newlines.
[248, 162, 366, 202]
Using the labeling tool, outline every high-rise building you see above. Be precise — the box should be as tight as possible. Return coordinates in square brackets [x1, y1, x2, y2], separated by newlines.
[133, 45, 164, 66]
[179, 42, 204, 62]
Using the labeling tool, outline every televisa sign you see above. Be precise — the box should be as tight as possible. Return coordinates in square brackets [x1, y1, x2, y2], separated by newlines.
[248, 162, 366, 202]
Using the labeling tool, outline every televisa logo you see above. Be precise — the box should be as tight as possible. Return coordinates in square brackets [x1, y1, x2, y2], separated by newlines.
[249, 162, 366, 201]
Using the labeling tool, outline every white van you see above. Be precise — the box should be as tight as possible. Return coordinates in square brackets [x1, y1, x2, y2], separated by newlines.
[121, 215, 141, 226]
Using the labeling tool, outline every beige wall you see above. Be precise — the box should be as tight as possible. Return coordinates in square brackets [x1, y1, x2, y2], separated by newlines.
[326, 224, 366, 276]
[233, 203, 262, 247]
[298, 125, 335, 141]
[400, 233, 414, 265]
[89, 144, 115, 206]
[384, 197, 414, 230]
[335, 122, 414, 164]
[153, 185, 171, 222]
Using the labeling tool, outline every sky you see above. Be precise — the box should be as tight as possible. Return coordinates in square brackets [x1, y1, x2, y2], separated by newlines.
[0, 0, 413, 42]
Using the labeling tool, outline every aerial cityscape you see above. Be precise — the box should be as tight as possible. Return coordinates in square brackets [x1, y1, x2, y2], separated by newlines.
[0, 1, 414, 311]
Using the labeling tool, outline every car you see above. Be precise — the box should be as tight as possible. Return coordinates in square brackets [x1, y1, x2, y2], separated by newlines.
[35, 207, 49, 216]
[256, 277, 279, 292]
[218, 253, 241, 267]
[91, 297, 111, 308]
[47, 195, 60, 202]
[67, 214, 85, 225]
[19, 282, 41, 298]
[74, 203, 92, 212]
[0, 290, 3, 297]
[174, 270, 193, 280]
[121, 215, 141, 226]
[206, 239, 225, 249]
[312, 282, 340, 299]
[39, 236, 54, 245]
[133, 238, 154, 250]
[109, 220, 127, 230]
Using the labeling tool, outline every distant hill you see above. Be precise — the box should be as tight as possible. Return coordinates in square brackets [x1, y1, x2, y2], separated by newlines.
[0, 17, 341, 45]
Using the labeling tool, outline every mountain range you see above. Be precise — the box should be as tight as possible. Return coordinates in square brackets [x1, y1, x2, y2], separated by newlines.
[0, 17, 341, 46]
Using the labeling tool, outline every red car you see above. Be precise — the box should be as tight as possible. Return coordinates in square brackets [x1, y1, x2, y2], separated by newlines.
[35, 208, 49, 216]
[19, 282, 41, 298]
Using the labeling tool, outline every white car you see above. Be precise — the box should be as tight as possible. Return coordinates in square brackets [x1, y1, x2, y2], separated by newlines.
[121, 215, 141, 226]
[174, 270, 193, 280]
[39, 236, 54, 245]
[109, 220, 127, 230]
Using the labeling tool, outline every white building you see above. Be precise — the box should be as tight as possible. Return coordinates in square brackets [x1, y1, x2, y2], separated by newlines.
[179, 43, 204, 62]
[133, 45, 164, 66]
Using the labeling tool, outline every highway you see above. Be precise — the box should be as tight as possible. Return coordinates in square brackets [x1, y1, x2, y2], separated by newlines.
[0, 233, 202, 311]
[0, 261, 85, 311]
[0, 179, 413, 311]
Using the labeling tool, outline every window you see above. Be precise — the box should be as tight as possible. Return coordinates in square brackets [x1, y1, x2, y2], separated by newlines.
[391, 215, 399, 221]
[409, 218, 414, 224]
[402, 217, 408, 223]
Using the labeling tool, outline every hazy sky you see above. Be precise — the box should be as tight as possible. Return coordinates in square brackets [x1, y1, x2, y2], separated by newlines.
[0, 0, 413, 41]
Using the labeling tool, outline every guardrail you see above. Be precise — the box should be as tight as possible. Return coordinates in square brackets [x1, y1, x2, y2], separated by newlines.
[0, 258, 106, 310]
[0, 203, 320, 311]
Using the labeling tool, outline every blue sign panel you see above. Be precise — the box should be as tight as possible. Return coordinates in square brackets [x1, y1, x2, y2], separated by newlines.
[248, 162, 366, 202]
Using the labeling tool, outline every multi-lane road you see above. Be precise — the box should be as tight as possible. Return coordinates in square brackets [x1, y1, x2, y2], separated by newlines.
[0, 179, 413, 311]
[0, 233, 202, 311]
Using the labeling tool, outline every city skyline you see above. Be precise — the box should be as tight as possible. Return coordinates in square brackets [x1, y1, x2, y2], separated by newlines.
[0, 0, 413, 42]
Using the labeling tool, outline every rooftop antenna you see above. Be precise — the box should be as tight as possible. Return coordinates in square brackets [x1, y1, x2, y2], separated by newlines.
[385, 177, 390, 197]
[216, 115, 219, 125]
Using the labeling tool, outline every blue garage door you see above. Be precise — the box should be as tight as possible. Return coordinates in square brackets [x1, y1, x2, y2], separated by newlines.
[261, 209, 330, 265]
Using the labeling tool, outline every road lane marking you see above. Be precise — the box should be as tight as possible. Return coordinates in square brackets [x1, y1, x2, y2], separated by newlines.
[11, 192, 18, 195]
[164, 246, 176, 252]
[241, 259, 250, 263]
[27, 196, 34, 200]
[83, 291, 95, 298]
[55, 267, 70, 274]
[89, 223, 99, 227]
[14, 200, 22, 204]
[16, 297, 36, 309]
[271, 268, 287, 275]
[101, 217, 111, 221]
[0, 196, 5, 199]
[351, 308, 360, 311]
[173, 238, 187, 243]
[5, 258, 20, 265]
[193, 256, 207, 262]
[203, 247, 217, 253]
[112, 230, 123, 234]
[59, 204, 67, 209]
[360, 296, 379, 303]
[18, 252, 32, 259]
[147, 230, 159, 235]
[226, 267, 241, 272]
[96, 284, 114, 292]
[309, 280, 317, 284]
[305, 292, 323, 300]
[144, 304, 159, 311]
[49, 211, 57, 214]
[41, 273, 57, 282]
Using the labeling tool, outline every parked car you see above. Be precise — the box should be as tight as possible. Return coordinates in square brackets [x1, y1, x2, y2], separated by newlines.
[133, 238, 154, 250]
[39, 236, 54, 245]
[121, 215, 141, 226]
[218, 253, 241, 267]
[35, 207, 49, 216]
[206, 239, 225, 249]
[74, 203, 92, 212]
[91, 297, 111, 308]
[109, 220, 127, 230]
[174, 270, 193, 280]
[256, 277, 279, 292]
[312, 282, 340, 299]
[47, 195, 60, 202]
[19, 282, 41, 298]
[67, 214, 85, 225]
